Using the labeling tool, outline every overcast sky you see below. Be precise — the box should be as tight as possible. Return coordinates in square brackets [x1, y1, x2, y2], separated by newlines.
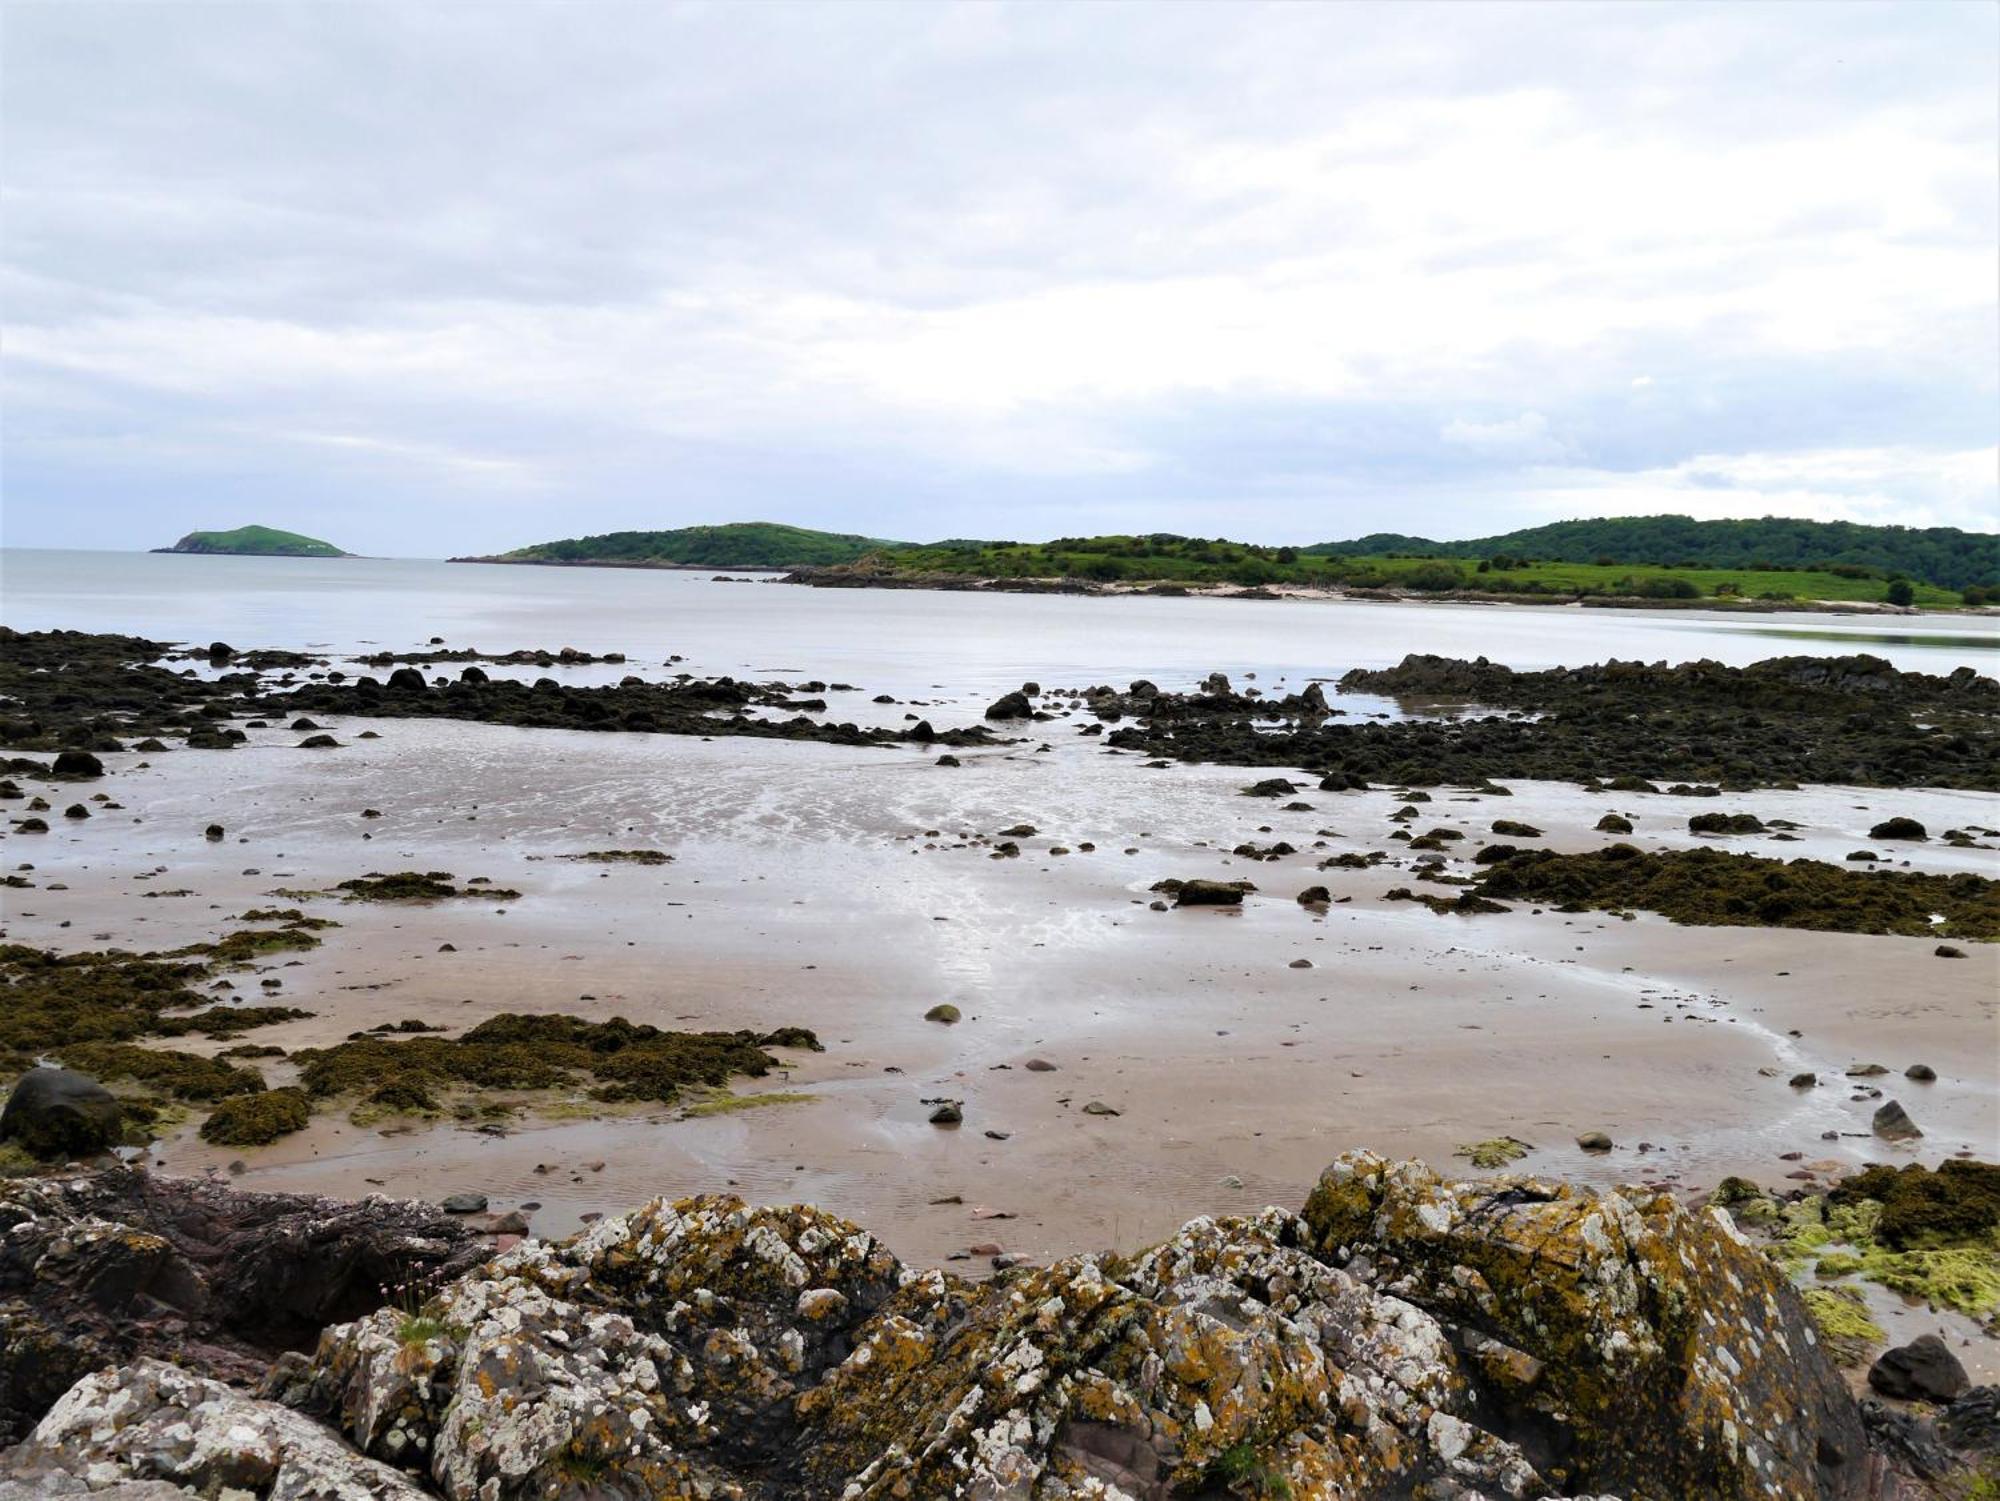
[3, 1, 1995, 556]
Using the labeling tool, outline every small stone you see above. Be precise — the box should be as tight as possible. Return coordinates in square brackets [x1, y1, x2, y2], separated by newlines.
[440, 1192, 489, 1214]
[1789, 1072, 1817, 1089]
[924, 1004, 962, 1025]
[1575, 1131, 1613, 1152]
[1871, 1100, 1922, 1140]
[1868, 1334, 1968, 1402]
[1023, 1058, 1058, 1072]
[1288, 958, 1313, 969]
[1904, 1063, 1937, 1082]
[1081, 1100, 1120, 1117]
[928, 1101, 963, 1126]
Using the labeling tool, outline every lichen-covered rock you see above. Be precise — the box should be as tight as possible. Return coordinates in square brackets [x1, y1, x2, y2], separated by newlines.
[0, 1358, 427, 1499]
[285, 1195, 904, 1498]
[1301, 1151, 1871, 1500]
[15, 1159, 1902, 1500]
[797, 1206, 1548, 1500]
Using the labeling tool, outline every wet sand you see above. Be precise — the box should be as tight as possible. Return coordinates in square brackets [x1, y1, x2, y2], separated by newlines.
[5, 692, 1994, 1267]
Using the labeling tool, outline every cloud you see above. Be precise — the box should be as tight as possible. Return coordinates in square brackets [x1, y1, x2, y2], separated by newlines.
[1, 0, 1994, 553]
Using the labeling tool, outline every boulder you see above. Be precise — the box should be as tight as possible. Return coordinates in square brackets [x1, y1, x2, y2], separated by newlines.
[1299, 1152, 1869, 1500]
[984, 690, 1032, 719]
[1868, 1334, 1969, 1403]
[48, 751, 103, 780]
[385, 667, 428, 692]
[0, 1068, 121, 1159]
[1868, 817, 1928, 841]
[1, 1359, 426, 1498]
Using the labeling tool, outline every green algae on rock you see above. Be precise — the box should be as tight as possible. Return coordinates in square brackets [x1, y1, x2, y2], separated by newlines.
[1103, 651, 1999, 791]
[335, 870, 522, 901]
[199, 1087, 311, 1146]
[291, 1012, 821, 1112]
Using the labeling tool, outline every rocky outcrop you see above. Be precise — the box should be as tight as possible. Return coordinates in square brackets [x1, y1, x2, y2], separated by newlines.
[0, 1154, 1939, 1499]
[1301, 1153, 1869, 1500]
[0, 1167, 484, 1444]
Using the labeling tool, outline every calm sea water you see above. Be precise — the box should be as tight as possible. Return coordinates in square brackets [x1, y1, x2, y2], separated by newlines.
[2, 548, 1993, 695]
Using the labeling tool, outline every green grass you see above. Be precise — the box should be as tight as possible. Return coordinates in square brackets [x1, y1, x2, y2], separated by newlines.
[162, 524, 348, 557]
[682, 1089, 816, 1117]
[861, 534, 1966, 604]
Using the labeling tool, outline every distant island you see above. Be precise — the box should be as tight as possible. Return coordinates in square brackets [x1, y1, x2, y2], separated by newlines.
[153, 525, 350, 558]
[454, 521, 902, 570]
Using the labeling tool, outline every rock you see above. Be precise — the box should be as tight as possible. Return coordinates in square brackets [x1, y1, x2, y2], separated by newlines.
[1575, 1130, 1614, 1152]
[1241, 776, 1301, 797]
[1022, 1057, 1058, 1072]
[386, 666, 428, 692]
[1873, 1100, 1923, 1140]
[934, 753, 961, 766]
[1905, 1063, 1937, 1082]
[923, 1003, 961, 1025]
[1296, 884, 1331, 907]
[48, 751, 103, 780]
[1171, 878, 1249, 907]
[1935, 944, 1965, 958]
[439, 1192, 489, 1213]
[1288, 958, 1313, 969]
[6, 1156, 1893, 1500]
[927, 1101, 963, 1125]
[490, 1209, 532, 1235]
[298, 733, 341, 748]
[1, 1358, 429, 1497]
[1595, 813, 1634, 833]
[1790, 1072, 1818, 1088]
[459, 664, 488, 683]
[1300, 1151, 1868, 1499]
[1939, 1384, 2000, 1452]
[1689, 811, 1766, 835]
[1081, 1100, 1120, 1116]
[0, 1167, 482, 1444]
[1846, 1062, 1890, 1076]
[204, 822, 225, 840]
[0, 1068, 122, 1159]
[1868, 1334, 1969, 1402]
[984, 690, 1032, 719]
[1868, 817, 1928, 841]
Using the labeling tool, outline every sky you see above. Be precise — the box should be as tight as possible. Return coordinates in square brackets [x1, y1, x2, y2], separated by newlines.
[3, 1, 1995, 557]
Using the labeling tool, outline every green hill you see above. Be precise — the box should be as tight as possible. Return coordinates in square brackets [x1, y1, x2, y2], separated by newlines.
[471, 522, 902, 569]
[1307, 516, 1998, 592]
[155, 525, 349, 558]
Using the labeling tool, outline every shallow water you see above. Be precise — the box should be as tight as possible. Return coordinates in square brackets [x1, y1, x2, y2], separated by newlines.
[4, 549, 1995, 694]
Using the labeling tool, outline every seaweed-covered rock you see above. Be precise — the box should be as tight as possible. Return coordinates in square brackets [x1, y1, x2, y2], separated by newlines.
[1689, 811, 1767, 835]
[1299, 1152, 1869, 1500]
[986, 690, 1033, 719]
[1869, 817, 1928, 841]
[1, 1358, 426, 1498]
[0, 1068, 122, 1159]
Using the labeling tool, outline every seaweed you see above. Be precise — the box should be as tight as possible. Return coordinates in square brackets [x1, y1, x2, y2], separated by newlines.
[1465, 844, 1998, 938]
[335, 871, 521, 902]
[199, 1087, 311, 1145]
[290, 1012, 820, 1110]
[1829, 1160, 2000, 1249]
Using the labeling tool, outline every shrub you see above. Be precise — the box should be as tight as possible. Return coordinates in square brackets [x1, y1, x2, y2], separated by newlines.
[1402, 561, 1467, 593]
[1886, 579, 1915, 607]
